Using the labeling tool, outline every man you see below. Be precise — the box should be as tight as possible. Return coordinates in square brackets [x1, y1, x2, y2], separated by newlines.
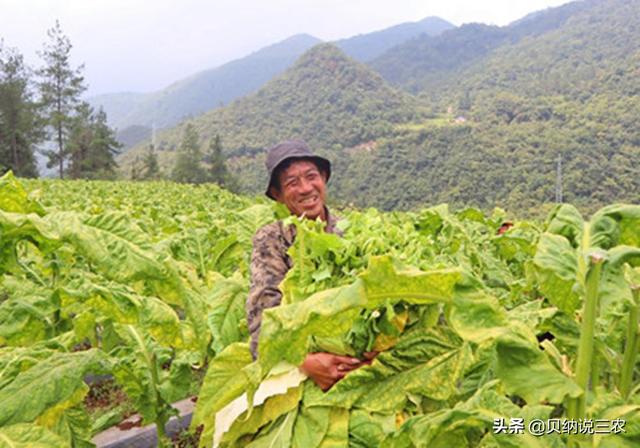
[246, 139, 366, 391]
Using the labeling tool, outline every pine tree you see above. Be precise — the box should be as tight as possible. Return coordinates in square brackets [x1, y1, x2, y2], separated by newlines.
[172, 124, 207, 184]
[88, 107, 120, 178]
[204, 134, 239, 191]
[66, 102, 93, 179]
[38, 21, 86, 178]
[67, 104, 121, 179]
[142, 144, 160, 180]
[0, 43, 43, 177]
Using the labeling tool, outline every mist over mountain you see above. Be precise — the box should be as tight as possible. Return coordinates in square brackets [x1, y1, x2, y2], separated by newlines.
[335, 16, 454, 62]
[89, 16, 454, 148]
[88, 34, 322, 131]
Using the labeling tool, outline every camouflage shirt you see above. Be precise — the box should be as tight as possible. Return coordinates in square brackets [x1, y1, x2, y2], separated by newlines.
[246, 208, 342, 359]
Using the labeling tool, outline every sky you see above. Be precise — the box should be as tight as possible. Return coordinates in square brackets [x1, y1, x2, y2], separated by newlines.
[0, 0, 574, 97]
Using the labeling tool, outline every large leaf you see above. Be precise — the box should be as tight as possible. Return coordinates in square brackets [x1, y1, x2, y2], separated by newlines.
[192, 342, 254, 448]
[590, 204, 640, 249]
[495, 328, 582, 404]
[0, 423, 67, 447]
[220, 385, 302, 447]
[348, 410, 395, 448]
[207, 275, 249, 353]
[0, 171, 45, 215]
[246, 407, 298, 448]
[544, 203, 584, 247]
[306, 328, 470, 412]
[382, 382, 556, 448]
[447, 279, 509, 344]
[36, 385, 94, 448]
[259, 256, 461, 371]
[0, 349, 106, 426]
[533, 233, 580, 314]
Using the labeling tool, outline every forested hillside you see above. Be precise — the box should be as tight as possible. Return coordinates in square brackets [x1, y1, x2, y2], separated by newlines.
[89, 17, 453, 140]
[370, 0, 588, 93]
[121, 0, 640, 217]
[120, 43, 421, 188]
[88, 34, 322, 131]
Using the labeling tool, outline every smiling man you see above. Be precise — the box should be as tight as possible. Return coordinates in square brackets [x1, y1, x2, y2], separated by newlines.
[246, 139, 365, 391]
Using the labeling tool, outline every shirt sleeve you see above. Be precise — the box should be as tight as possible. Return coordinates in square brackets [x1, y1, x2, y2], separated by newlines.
[246, 224, 290, 359]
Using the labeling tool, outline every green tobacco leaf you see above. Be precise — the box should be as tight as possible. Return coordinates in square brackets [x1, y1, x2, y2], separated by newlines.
[207, 276, 249, 353]
[260, 257, 461, 371]
[0, 349, 106, 426]
[0, 210, 60, 274]
[495, 329, 582, 404]
[447, 282, 509, 344]
[49, 211, 186, 305]
[0, 345, 60, 389]
[0, 171, 45, 215]
[191, 342, 254, 448]
[360, 256, 461, 307]
[35, 385, 92, 447]
[0, 423, 67, 447]
[259, 282, 364, 369]
[281, 218, 344, 305]
[544, 204, 584, 247]
[246, 407, 298, 448]
[315, 407, 348, 448]
[590, 204, 640, 249]
[0, 291, 57, 346]
[533, 233, 580, 314]
[348, 410, 395, 448]
[307, 328, 469, 412]
[110, 324, 177, 427]
[291, 405, 331, 448]
[382, 382, 555, 448]
[221, 385, 302, 447]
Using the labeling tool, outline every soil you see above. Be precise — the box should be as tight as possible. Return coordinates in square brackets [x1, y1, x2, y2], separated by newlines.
[84, 377, 135, 421]
[171, 424, 203, 448]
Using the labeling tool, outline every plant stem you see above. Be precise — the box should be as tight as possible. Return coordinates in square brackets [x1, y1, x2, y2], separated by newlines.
[620, 287, 640, 399]
[568, 254, 604, 420]
[127, 325, 169, 446]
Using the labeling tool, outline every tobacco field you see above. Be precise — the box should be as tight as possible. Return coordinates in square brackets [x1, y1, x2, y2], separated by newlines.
[1, 171, 639, 447]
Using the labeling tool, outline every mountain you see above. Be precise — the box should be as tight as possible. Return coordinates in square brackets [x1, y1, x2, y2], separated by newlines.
[369, 0, 588, 93]
[90, 18, 454, 139]
[341, 0, 639, 214]
[119, 44, 421, 189]
[334, 16, 454, 62]
[88, 34, 322, 130]
[121, 0, 639, 217]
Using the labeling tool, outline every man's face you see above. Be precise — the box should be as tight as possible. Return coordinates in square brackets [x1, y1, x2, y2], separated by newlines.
[271, 160, 327, 220]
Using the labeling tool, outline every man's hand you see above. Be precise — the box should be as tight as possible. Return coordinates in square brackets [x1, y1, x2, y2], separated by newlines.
[299, 352, 362, 391]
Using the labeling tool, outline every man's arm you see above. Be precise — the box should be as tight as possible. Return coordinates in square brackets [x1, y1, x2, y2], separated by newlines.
[246, 222, 366, 391]
[246, 224, 290, 360]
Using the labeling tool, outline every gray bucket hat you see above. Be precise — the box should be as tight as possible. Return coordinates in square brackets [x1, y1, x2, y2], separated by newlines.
[265, 139, 331, 199]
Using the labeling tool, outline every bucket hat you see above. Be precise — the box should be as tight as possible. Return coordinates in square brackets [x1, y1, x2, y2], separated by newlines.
[265, 140, 331, 199]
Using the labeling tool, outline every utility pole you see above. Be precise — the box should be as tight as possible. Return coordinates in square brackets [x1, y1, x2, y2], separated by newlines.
[555, 155, 563, 203]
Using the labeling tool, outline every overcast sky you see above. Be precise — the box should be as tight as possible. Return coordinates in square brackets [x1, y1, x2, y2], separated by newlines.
[0, 0, 573, 97]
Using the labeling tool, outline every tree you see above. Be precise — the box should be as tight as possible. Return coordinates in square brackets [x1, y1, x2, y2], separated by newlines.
[38, 21, 86, 178]
[0, 42, 43, 177]
[204, 134, 238, 190]
[66, 102, 92, 179]
[141, 144, 160, 180]
[172, 124, 207, 184]
[67, 103, 120, 179]
[88, 107, 120, 178]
